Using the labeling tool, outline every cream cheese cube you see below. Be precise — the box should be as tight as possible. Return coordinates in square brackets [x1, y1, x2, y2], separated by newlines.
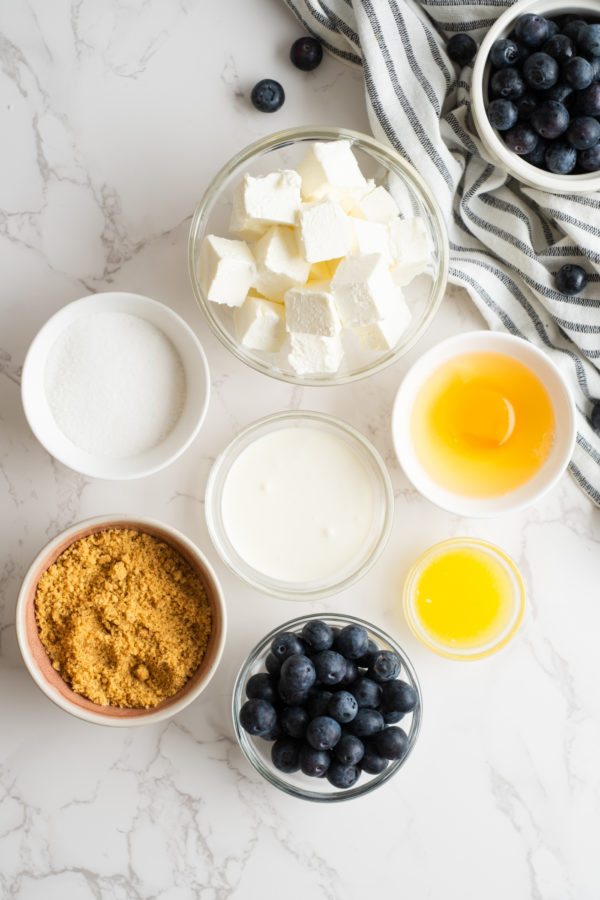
[388, 217, 433, 285]
[233, 291, 286, 352]
[254, 225, 311, 302]
[296, 140, 368, 211]
[229, 191, 268, 242]
[200, 234, 256, 307]
[230, 170, 302, 235]
[353, 290, 411, 350]
[284, 282, 341, 337]
[283, 332, 344, 374]
[331, 252, 396, 327]
[350, 185, 400, 223]
[296, 199, 353, 264]
[350, 217, 392, 261]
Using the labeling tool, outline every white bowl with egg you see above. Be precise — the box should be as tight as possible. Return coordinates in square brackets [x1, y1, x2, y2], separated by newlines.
[391, 330, 576, 517]
[21, 292, 210, 479]
[188, 126, 449, 385]
[205, 410, 394, 599]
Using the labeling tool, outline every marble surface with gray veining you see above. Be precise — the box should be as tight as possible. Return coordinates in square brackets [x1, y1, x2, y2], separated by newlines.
[1, 2, 599, 898]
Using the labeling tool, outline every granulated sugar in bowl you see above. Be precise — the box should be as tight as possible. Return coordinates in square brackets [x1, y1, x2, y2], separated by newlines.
[22, 292, 210, 479]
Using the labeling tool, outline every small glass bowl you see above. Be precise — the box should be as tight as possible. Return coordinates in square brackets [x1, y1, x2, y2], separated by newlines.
[403, 538, 526, 660]
[232, 612, 422, 802]
[188, 126, 449, 385]
[204, 410, 394, 600]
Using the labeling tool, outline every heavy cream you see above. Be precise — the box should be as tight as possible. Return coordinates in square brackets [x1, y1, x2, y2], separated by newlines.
[220, 426, 377, 583]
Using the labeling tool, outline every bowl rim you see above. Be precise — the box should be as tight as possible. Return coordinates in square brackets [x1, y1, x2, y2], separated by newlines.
[471, 0, 600, 193]
[402, 537, 526, 660]
[231, 611, 423, 802]
[204, 409, 395, 600]
[188, 124, 449, 386]
[21, 292, 211, 480]
[391, 329, 577, 517]
[15, 514, 227, 727]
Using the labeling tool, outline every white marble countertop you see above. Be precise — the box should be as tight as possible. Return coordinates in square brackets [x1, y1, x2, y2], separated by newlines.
[1, 1, 599, 898]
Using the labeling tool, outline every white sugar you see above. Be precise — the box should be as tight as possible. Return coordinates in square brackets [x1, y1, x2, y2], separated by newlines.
[45, 312, 186, 458]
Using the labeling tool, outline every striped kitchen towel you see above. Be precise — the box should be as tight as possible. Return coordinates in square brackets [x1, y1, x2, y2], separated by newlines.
[284, 0, 600, 506]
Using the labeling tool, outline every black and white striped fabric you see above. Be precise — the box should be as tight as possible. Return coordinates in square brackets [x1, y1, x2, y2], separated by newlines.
[284, 0, 600, 506]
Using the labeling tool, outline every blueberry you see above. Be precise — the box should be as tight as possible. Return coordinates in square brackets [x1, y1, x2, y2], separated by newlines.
[335, 624, 369, 659]
[348, 707, 385, 738]
[564, 56, 594, 90]
[563, 19, 588, 44]
[539, 82, 573, 105]
[251, 79, 285, 113]
[246, 672, 278, 705]
[545, 141, 577, 173]
[591, 57, 600, 82]
[327, 690, 358, 724]
[382, 709, 405, 725]
[265, 652, 281, 676]
[575, 83, 600, 116]
[280, 704, 309, 739]
[369, 650, 402, 683]
[356, 638, 379, 668]
[290, 36, 323, 71]
[490, 67, 526, 99]
[504, 122, 539, 155]
[360, 741, 389, 775]
[335, 733, 365, 766]
[487, 98, 518, 131]
[306, 688, 333, 718]
[306, 715, 342, 751]
[299, 744, 331, 777]
[578, 143, 600, 171]
[522, 52, 559, 90]
[590, 401, 600, 434]
[447, 33, 477, 66]
[567, 116, 600, 149]
[239, 698, 277, 736]
[279, 653, 316, 694]
[545, 18, 559, 39]
[326, 761, 360, 789]
[577, 24, 600, 58]
[515, 92, 538, 120]
[271, 737, 301, 773]
[338, 658, 358, 686]
[514, 14, 550, 49]
[301, 619, 333, 651]
[530, 100, 569, 139]
[258, 721, 282, 742]
[542, 34, 575, 64]
[380, 679, 419, 715]
[270, 631, 305, 662]
[489, 38, 520, 69]
[351, 676, 381, 708]
[374, 726, 409, 760]
[554, 264, 588, 294]
[277, 683, 309, 706]
[313, 649, 347, 685]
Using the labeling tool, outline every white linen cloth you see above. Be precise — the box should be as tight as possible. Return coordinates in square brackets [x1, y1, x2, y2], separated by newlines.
[284, 0, 600, 506]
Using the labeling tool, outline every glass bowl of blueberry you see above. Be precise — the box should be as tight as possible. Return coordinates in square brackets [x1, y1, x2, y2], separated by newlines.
[471, 0, 600, 192]
[232, 613, 422, 802]
[188, 126, 449, 386]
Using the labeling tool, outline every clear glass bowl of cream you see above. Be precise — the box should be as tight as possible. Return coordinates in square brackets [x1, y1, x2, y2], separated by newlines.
[204, 410, 394, 600]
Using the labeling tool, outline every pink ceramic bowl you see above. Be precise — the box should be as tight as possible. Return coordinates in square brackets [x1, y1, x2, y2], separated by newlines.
[16, 515, 227, 726]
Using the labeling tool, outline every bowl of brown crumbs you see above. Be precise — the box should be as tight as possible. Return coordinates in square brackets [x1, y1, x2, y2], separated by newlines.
[16, 515, 227, 725]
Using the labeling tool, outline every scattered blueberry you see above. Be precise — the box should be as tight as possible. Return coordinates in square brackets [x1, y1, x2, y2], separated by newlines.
[487, 98, 518, 131]
[578, 143, 600, 171]
[567, 115, 600, 149]
[251, 79, 285, 113]
[544, 140, 577, 173]
[326, 761, 360, 789]
[523, 52, 559, 90]
[447, 33, 477, 66]
[564, 56, 594, 91]
[306, 715, 342, 751]
[290, 36, 323, 71]
[504, 122, 539, 155]
[271, 737, 301, 773]
[514, 14, 550, 48]
[590, 401, 600, 434]
[301, 619, 333, 651]
[335, 733, 365, 766]
[490, 38, 520, 69]
[239, 698, 278, 736]
[554, 264, 588, 294]
[530, 100, 569, 138]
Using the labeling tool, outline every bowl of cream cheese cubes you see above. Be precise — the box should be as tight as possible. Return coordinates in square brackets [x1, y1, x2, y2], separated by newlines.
[189, 126, 449, 385]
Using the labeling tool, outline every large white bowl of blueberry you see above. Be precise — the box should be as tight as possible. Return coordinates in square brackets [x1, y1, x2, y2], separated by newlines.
[471, 0, 600, 192]
[232, 613, 422, 802]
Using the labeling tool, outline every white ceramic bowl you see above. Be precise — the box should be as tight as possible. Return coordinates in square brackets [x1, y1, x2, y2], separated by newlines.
[188, 126, 449, 385]
[391, 330, 576, 517]
[21, 292, 210, 479]
[205, 410, 394, 600]
[16, 515, 227, 726]
[471, 0, 600, 193]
